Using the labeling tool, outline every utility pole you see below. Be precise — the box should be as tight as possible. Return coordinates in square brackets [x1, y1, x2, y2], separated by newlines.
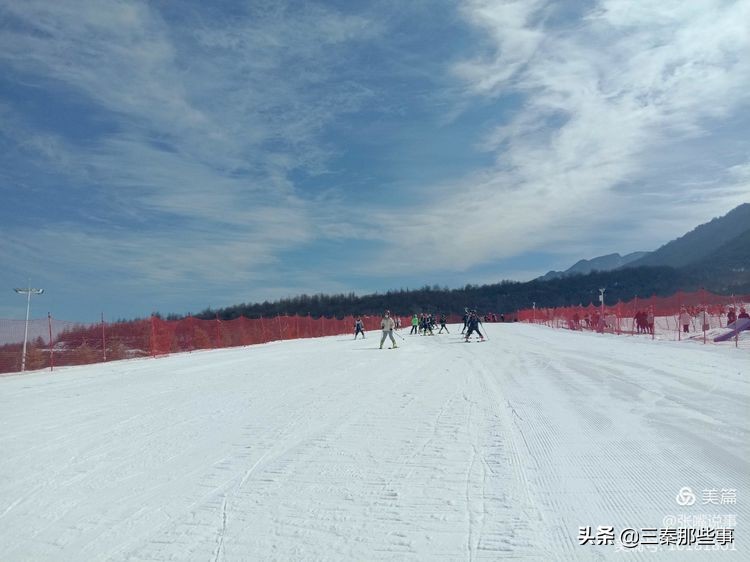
[14, 283, 44, 372]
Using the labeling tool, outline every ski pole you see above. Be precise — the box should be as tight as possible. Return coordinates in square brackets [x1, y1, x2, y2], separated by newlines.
[480, 320, 489, 341]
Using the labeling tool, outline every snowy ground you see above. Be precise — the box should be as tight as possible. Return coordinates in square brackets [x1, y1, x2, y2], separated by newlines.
[1, 323, 747, 561]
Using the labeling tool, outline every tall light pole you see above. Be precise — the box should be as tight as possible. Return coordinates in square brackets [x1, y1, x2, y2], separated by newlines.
[14, 283, 44, 372]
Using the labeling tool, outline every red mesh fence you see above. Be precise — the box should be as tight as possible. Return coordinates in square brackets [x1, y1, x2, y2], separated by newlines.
[0, 314, 410, 375]
[517, 290, 750, 345]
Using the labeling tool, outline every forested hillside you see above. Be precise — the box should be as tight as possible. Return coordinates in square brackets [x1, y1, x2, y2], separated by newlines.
[196, 265, 748, 320]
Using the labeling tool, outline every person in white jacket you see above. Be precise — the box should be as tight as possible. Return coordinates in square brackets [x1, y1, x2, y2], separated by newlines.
[697, 307, 710, 332]
[679, 308, 692, 333]
[380, 311, 398, 349]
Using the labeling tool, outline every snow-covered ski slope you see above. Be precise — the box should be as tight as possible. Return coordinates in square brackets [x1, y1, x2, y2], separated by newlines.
[1, 324, 747, 561]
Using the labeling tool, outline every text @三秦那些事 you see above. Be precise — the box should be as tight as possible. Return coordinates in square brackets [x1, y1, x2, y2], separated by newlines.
[578, 526, 735, 549]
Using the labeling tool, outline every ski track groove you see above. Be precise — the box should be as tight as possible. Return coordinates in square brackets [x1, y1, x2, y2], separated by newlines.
[212, 495, 228, 562]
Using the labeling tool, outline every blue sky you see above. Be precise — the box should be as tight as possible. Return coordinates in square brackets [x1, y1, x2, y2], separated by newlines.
[1, 0, 749, 322]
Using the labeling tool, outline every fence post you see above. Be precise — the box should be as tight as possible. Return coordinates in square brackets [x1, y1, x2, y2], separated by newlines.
[215, 313, 221, 349]
[704, 288, 709, 345]
[188, 314, 194, 352]
[150, 315, 156, 358]
[649, 296, 655, 341]
[101, 313, 107, 362]
[48, 312, 54, 372]
[735, 295, 739, 348]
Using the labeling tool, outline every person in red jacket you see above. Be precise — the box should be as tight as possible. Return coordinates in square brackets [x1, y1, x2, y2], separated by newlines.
[727, 307, 737, 325]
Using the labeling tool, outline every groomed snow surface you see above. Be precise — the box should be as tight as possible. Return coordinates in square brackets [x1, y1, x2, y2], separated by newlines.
[1, 324, 747, 561]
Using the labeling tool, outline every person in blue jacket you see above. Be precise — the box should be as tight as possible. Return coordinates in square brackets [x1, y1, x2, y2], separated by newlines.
[464, 310, 484, 341]
[354, 316, 365, 339]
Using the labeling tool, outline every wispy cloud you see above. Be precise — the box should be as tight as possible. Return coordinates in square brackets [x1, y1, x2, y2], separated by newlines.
[1, 0, 747, 319]
[0, 0, 381, 311]
[0, 0, 380, 184]
[365, 0, 750, 273]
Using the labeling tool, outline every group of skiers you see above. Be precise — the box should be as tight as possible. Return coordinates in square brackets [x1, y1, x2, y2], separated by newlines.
[678, 305, 749, 333]
[633, 308, 656, 335]
[353, 309, 485, 347]
[727, 307, 750, 325]
[408, 313, 450, 335]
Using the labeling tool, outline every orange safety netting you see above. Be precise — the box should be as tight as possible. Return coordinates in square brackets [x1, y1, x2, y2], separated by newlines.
[516, 289, 750, 343]
[0, 314, 410, 375]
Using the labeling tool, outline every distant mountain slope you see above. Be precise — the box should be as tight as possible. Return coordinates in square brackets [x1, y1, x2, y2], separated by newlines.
[538, 251, 649, 281]
[682, 228, 750, 292]
[626, 203, 750, 269]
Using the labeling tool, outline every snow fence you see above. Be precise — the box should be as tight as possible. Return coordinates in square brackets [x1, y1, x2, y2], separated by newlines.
[0, 314, 410, 375]
[517, 289, 750, 345]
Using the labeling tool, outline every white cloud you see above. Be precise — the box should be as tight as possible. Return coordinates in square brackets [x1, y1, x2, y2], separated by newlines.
[1, 0, 747, 312]
[366, 0, 750, 274]
[727, 162, 750, 182]
[0, 0, 381, 292]
[452, 0, 547, 94]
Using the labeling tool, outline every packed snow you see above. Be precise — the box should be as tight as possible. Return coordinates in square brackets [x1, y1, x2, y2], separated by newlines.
[1, 323, 747, 561]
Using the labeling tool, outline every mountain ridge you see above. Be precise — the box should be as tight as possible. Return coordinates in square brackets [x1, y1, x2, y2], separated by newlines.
[625, 203, 750, 269]
[537, 203, 749, 280]
[538, 251, 650, 281]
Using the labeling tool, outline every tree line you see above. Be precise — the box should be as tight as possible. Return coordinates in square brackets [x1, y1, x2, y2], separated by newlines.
[194, 265, 748, 321]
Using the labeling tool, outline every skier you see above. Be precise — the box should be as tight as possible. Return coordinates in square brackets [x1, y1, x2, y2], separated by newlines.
[679, 307, 691, 334]
[697, 307, 710, 332]
[354, 316, 365, 339]
[727, 307, 737, 325]
[438, 313, 449, 334]
[380, 310, 398, 349]
[464, 310, 484, 342]
[410, 314, 419, 335]
[420, 313, 433, 336]
[461, 310, 469, 334]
